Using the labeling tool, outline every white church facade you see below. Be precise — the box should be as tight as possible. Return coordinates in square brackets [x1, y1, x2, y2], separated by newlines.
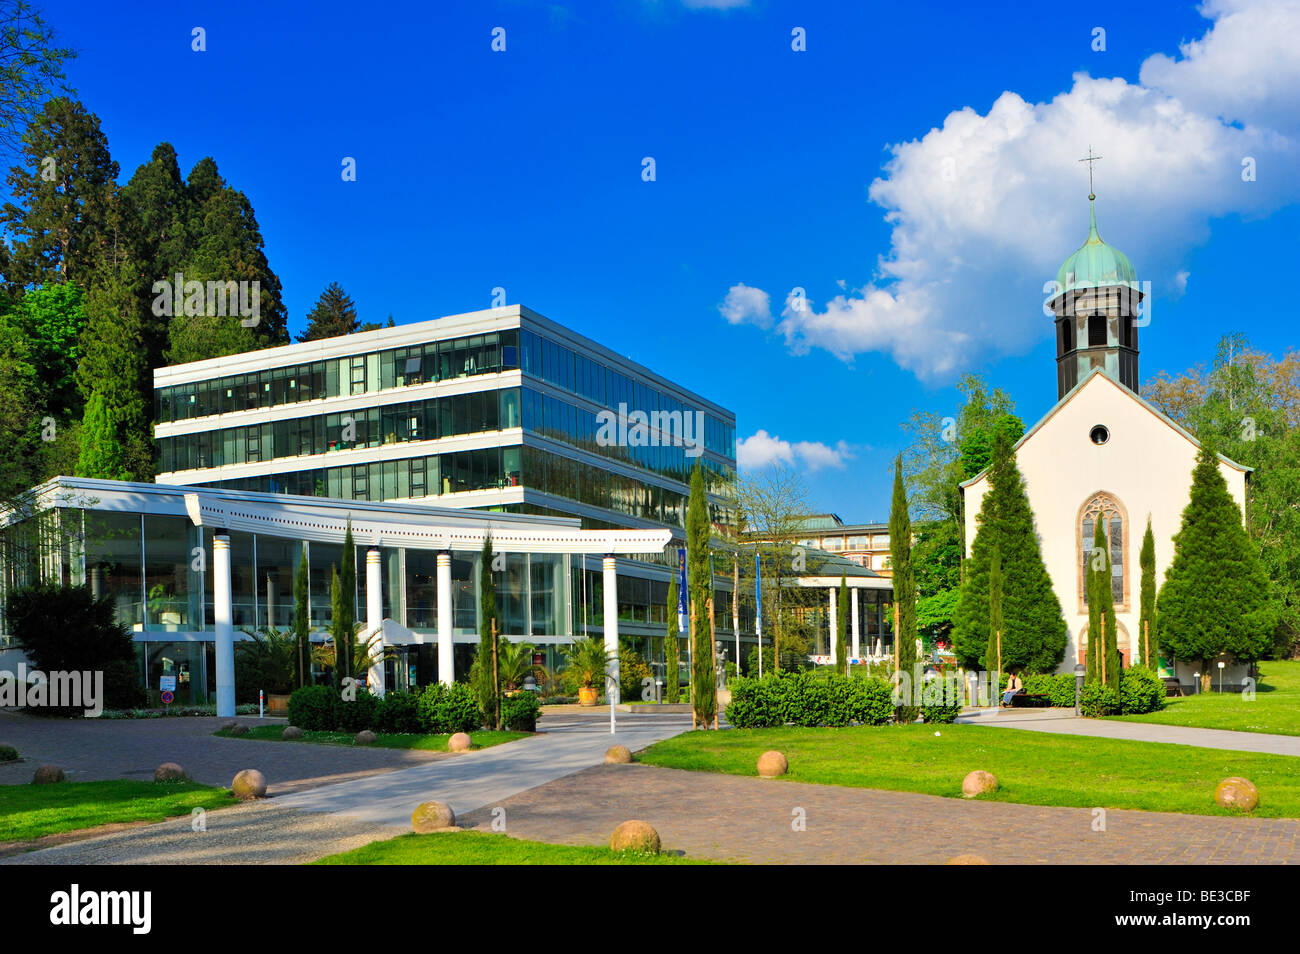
[960, 196, 1251, 690]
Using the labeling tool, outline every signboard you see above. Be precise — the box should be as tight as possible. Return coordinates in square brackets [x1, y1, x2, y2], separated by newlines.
[160, 690, 174, 705]
[159, 675, 176, 693]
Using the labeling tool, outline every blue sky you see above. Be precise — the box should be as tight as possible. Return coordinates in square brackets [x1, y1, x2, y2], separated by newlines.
[40, 0, 1300, 520]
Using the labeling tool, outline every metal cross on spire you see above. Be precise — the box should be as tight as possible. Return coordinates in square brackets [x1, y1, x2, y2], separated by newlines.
[1078, 146, 1102, 200]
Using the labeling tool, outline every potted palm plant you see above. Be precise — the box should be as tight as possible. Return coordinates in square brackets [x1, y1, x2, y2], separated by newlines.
[564, 636, 612, 706]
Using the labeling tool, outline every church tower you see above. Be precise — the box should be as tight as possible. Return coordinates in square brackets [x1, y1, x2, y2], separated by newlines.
[1047, 195, 1142, 399]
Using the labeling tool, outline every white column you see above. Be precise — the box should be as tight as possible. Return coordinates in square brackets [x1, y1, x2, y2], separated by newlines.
[828, 585, 838, 665]
[366, 548, 385, 696]
[213, 530, 235, 718]
[851, 588, 861, 661]
[437, 551, 453, 685]
[602, 555, 620, 705]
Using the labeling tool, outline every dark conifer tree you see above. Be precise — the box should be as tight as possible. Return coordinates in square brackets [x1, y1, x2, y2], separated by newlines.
[953, 430, 1067, 673]
[299, 282, 359, 342]
[890, 455, 919, 721]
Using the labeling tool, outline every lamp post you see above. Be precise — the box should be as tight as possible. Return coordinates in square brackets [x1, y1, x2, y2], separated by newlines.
[1218, 660, 1226, 693]
[1193, 671, 1200, 695]
[1074, 663, 1085, 716]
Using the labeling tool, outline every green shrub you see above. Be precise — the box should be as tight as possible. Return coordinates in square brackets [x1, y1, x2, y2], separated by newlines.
[373, 690, 422, 733]
[335, 689, 378, 732]
[502, 691, 542, 731]
[1080, 681, 1120, 717]
[288, 685, 338, 730]
[1048, 673, 1079, 708]
[1120, 665, 1166, 714]
[920, 676, 963, 723]
[416, 682, 482, 734]
[103, 658, 147, 710]
[852, 678, 897, 726]
[724, 672, 895, 728]
[0, 744, 17, 762]
[619, 647, 653, 703]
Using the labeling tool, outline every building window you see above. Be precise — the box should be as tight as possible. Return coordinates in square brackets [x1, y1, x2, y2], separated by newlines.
[1089, 425, 1110, 445]
[1087, 315, 1108, 347]
[1077, 491, 1127, 611]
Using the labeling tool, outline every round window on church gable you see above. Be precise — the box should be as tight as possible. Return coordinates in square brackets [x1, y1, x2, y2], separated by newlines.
[1090, 425, 1110, 445]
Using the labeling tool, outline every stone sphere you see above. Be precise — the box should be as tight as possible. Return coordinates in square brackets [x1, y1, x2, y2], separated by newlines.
[231, 768, 267, 800]
[411, 801, 456, 833]
[355, 730, 377, 745]
[448, 732, 473, 752]
[229, 723, 249, 736]
[605, 745, 632, 764]
[1214, 776, 1259, 812]
[610, 819, 661, 854]
[946, 854, 990, 865]
[154, 762, 187, 782]
[757, 750, 788, 778]
[32, 764, 65, 784]
[282, 725, 303, 740]
[961, 770, 999, 798]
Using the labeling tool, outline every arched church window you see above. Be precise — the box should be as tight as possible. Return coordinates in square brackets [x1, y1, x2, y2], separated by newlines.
[1078, 492, 1126, 609]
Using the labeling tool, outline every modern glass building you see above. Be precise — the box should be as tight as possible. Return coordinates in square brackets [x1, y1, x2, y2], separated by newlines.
[152, 304, 737, 536]
[149, 303, 744, 672]
[0, 478, 672, 715]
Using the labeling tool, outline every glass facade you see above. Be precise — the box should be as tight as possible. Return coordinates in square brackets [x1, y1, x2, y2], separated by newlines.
[157, 388, 521, 473]
[155, 330, 522, 423]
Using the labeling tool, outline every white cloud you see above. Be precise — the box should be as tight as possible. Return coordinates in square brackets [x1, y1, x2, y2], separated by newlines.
[728, 0, 1300, 381]
[737, 429, 854, 472]
[718, 282, 772, 328]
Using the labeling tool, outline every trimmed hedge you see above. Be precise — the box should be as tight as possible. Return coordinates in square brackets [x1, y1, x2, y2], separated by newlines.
[725, 672, 895, 728]
[416, 682, 481, 734]
[1080, 681, 1120, 717]
[287, 685, 338, 730]
[502, 691, 542, 732]
[0, 744, 17, 762]
[1119, 665, 1166, 715]
[286, 684, 378, 731]
[374, 690, 422, 734]
[920, 677, 963, 723]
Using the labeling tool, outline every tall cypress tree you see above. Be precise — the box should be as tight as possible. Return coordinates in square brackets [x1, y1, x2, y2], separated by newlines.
[665, 575, 680, 703]
[835, 574, 848, 676]
[953, 430, 1067, 673]
[1139, 517, 1157, 669]
[686, 464, 715, 725]
[1159, 442, 1277, 691]
[986, 542, 1002, 674]
[1086, 520, 1119, 690]
[889, 456, 919, 721]
[330, 520, 356, 687]
[474, 533, 502, 726]
[122, 142, 189, 372]
[293, 543, 310, 688]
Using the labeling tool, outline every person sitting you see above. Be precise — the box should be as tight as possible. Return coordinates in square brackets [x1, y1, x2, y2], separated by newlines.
[1001, 672, 1023, 707]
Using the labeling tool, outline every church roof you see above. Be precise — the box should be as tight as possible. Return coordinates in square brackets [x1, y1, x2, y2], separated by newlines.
[957, 368, 1251, 491]
[1054, 198, 1138, 296]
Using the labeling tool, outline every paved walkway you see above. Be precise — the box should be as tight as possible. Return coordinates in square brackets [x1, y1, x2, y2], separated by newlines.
[958, 706, 1300, 757]
[459, 763, 1300, 864]
[0, 710, 444, 795]
[1, 712, 692, 864]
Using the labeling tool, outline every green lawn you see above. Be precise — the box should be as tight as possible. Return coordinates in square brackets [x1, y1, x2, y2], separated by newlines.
[215, 726, 527, 751]
[637, 724, 1300, 817]
[1114, 660, 1300, 736]
[0, 780, 235, 842]
[315, 830, 713, 865]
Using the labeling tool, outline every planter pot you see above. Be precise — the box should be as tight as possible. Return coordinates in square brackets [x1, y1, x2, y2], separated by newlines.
[268, 693, 291, 715]
[578, 686, 599, 707]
